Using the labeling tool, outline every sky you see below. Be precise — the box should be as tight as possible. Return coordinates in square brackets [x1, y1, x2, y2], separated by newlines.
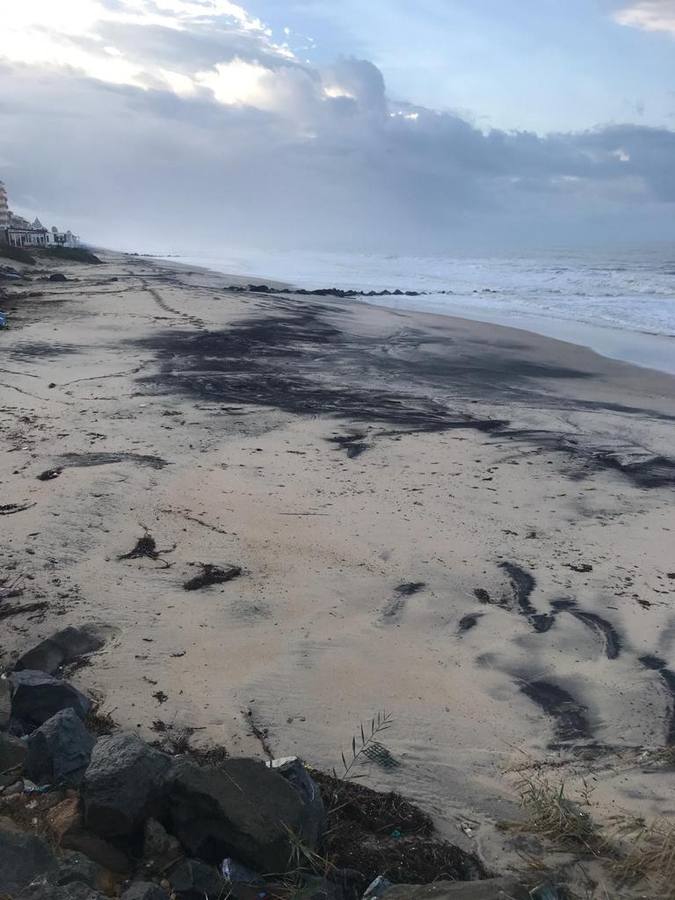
[1, 0, 674, 253]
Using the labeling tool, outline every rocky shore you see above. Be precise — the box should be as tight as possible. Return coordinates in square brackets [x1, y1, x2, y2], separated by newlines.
[1, 625, 531, 900]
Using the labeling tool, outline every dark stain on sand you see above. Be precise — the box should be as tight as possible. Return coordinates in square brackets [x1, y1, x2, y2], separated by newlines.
[132, 293, 675, 487]
[521, 679, 592, 744]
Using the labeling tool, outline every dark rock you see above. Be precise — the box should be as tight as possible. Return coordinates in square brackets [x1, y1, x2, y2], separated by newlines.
[61, 829, 132, 875]
[49, 273, 68, 282]
[142, 818, 183, 872]
[16, 879, 104, 900]
[165, 756, 315, 872]
[9, 670, 92, 732]
[0, 820, 57, 894]
[82, 734, 170, 837]
[0, 677, 10, 729]
[55, 850, 109, 891]
[168, 859, 226, 900]
[121, 881, 169, 900]
[378, 879, 530, 899]
[26, 708, 96, 785]
[16, 625, 112, 675]
[37, 468, 62, 481]
[0, 732, 27, 785]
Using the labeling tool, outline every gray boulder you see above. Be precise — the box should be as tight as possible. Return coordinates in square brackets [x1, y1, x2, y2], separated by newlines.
[9, 671, 92, 732]
[82, 734, 170, 837]
[0, 820, 57, 895]
[54, 852, 107, 890]
[168, 859, 226, 900]
[121, 882, 169, 900]
[0, 731, 27, 786]
[377, 878, 530, 899]
[0, 677, 10, 729]
[165, 757, 318, 873]
[142, 818, 183, 872]
[16, 625, 113, 676]
[26, 709, 95, 785]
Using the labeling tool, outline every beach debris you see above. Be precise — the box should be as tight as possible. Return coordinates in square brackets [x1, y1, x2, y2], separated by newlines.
[0, 574, 24, 601]
[0, 311, 7, 328]
[473, 588, 491, 603]
[118, 531, 175, 568]
[0, 501, 36, 516]
[37, 467, 62, 481]
[183, 564, 242, 591]
[221, 856, 264, 886]
[364, 875, 394, 898]
[0, 600, 49, 621]
[381, 582, 426, 621]
[361, 740, 400, 770]
[565, 562, 593, 573]
[152, 691, 168, 705]
[48, 273, 68, 282]
[328, 429, 370, 459]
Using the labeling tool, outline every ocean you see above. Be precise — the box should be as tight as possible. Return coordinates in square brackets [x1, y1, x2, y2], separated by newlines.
[159, 245, 675, 375]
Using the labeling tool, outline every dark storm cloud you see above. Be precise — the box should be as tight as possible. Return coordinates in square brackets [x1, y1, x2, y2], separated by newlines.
[1, 0, 674, 252]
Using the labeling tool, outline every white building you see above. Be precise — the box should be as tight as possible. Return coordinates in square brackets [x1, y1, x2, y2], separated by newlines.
[1, 180, 80, 249]
[0, 181, 8, 231]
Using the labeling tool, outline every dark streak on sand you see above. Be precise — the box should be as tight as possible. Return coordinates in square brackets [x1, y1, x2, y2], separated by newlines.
[458, 613, 483, 634]
[639, 655, 675, 744]
[381, 582, 426, 622]
[521, 679, 592, 745]
[57, 452, 169, 470]
[552, 599, 622, 660]
[132, 291, 675, 487]
[498, 562, 555, 633]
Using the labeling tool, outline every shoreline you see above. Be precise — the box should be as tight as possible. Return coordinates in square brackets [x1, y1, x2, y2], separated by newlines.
[153, 251, 675, 377]
[2, 248, 675, 888]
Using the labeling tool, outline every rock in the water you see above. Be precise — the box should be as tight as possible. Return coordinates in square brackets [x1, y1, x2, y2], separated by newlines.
[82, 734, 170, 837]
[0, 820, 56, 894]
[26, 708, 95, 785]
[0, 732, 27, 785]
[168, 859, 226, 900]
[121, 882, 169, 900]
[142, 818, 183, 872]
[9, 671, 92, 732]
[16, 625, 113, 676]
[377, 879, 530, 899]
[0, 677, 11, 729]
[166, 757, 316, 873]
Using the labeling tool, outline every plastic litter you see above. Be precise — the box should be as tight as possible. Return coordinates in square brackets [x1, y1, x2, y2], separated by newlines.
[221, 858, 264, 886]
[0, 312, 7, 328]
[363, 876, 393, 898]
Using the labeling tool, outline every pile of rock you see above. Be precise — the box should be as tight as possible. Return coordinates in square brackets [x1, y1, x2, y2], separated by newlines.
[0, 629, 530, 900]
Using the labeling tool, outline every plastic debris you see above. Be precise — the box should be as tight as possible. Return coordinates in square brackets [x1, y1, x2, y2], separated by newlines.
[363, 876, 393, 898]
[221, 858, 264, 886]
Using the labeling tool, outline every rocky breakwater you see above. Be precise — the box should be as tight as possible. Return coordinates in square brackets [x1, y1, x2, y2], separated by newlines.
[0, 627, 530, 900]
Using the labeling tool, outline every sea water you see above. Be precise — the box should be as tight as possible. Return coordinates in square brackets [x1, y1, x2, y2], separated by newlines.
[159, 245, 675, 375]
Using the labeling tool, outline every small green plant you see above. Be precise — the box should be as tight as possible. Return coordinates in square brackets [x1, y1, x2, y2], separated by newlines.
[334, 710, 395, 780]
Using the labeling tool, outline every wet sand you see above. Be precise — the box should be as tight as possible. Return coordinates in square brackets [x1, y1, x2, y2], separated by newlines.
[2, 249, 675, 875]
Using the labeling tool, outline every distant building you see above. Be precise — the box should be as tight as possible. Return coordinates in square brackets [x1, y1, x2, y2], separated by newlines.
[0, 181, 8, 231]
[1, 180, 80, 249]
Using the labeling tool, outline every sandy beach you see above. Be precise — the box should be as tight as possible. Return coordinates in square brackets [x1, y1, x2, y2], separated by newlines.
[2, 249, 675, 880]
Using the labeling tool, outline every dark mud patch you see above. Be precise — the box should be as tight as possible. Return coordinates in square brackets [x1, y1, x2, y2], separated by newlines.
[521, 679, 592, 745]
[8, 341, 80, 362]
[381, 582, 426, 622]
[131, 301, 675, 488]
[639, 655, 675, 744]
[498, 562, 554, 632]
[552, 600, 621, 660]
[58, 452, 168, 469]
[458, 613, 483, 634]
[313, 771, 486, 892]
[328, 430, 370, 458]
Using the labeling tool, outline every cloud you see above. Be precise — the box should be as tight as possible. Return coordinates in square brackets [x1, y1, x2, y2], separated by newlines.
[1, 1, 674, 252]
[614, 1, 675, 36]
